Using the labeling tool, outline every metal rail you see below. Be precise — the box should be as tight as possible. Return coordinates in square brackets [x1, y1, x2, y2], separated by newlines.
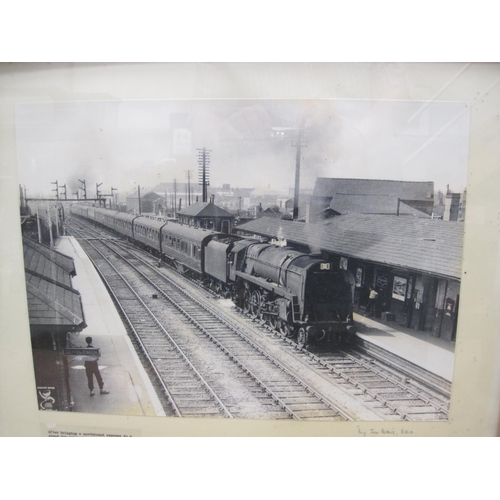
[69, 224, 233, 418]
[258, 321, 450, 421]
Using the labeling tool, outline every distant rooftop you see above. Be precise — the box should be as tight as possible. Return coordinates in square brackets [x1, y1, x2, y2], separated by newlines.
[313, 178, 434, 200]
[177, 201, 234, 218]
[329, 194, 431, 217]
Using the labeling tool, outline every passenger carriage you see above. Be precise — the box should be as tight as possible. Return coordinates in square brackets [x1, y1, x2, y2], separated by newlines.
[69, 204, 91, 219]
[132, 217, 166, 254]
[94, 208, 119, 231]
[160, 223, 219, 276]
[114, 213, 138, 240]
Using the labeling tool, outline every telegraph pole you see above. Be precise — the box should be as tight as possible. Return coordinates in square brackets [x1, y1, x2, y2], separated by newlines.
[173, 178, 177, 217]
[185, 169, 194, 206]
[138, 185, 142, 215]
[197, 148, 211, 203]
[73, 190, 79, 200]
[36, 206, 42, 243]
[291, 125, 307, 220]
[46, 201, 54, 247]
[61, 183, 67, 200]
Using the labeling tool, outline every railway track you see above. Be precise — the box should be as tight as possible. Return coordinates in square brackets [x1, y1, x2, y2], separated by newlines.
[248, 319, 451, 421]
[67, 217, 451, 421]
[221, 309, 450, 421]
[66, 220, 353, 420]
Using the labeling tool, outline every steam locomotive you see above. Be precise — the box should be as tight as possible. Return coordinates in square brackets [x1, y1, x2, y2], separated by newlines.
[70, 204, 356, 348]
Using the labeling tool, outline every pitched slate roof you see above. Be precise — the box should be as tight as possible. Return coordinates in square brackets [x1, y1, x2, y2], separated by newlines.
[329, 194, 430, 217]
[24, 244, 72, 288]
[235, 214, 463, 279]
[25, 277, 85, 328]
[313, 178, 434, 201]
[178, 201, 233, 218]
[23, 237, 76, 276]
[23, 238, 85, 330]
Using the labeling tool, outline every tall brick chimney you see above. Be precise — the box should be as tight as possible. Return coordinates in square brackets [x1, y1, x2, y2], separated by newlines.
[443, 192, 461, 221]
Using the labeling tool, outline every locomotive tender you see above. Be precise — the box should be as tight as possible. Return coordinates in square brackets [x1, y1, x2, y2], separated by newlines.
[70, 204, 356, 348]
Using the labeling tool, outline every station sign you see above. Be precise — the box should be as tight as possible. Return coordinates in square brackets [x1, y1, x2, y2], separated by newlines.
[64, 347, 100, 358]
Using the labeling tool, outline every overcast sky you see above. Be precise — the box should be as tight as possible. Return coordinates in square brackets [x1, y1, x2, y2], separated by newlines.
[15, 98, 470, 198]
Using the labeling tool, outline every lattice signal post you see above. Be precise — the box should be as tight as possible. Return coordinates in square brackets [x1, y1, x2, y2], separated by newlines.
[51, 180, 59, 200]
[78, 179, 87, 200]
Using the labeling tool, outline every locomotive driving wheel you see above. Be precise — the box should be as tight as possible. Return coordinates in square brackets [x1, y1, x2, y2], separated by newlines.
[280, 322, 295, 338]
[249, 290, 262, 319]
[269, 315, 278, 330]
[243, 288, 251, 314]
[297, 327, 309, 348]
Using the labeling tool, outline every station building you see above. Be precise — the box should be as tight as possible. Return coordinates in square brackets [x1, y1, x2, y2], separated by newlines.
[23, 237, 86, 411]
[177, 201, 235, 233]
[126, 191, 167, 215]
[235, 214, 463, 342]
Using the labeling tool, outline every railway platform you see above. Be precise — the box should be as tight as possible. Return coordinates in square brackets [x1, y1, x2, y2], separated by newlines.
[54, 236, 166, 416]
[353, 313, 455, 382]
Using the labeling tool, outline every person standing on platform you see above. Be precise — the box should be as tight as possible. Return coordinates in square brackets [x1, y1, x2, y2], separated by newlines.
[365, 288, 379, 318]
[84, 336, 110, 396]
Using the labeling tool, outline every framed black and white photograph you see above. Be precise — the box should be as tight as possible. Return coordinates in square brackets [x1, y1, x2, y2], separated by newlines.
[1, 62, 500, 438]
